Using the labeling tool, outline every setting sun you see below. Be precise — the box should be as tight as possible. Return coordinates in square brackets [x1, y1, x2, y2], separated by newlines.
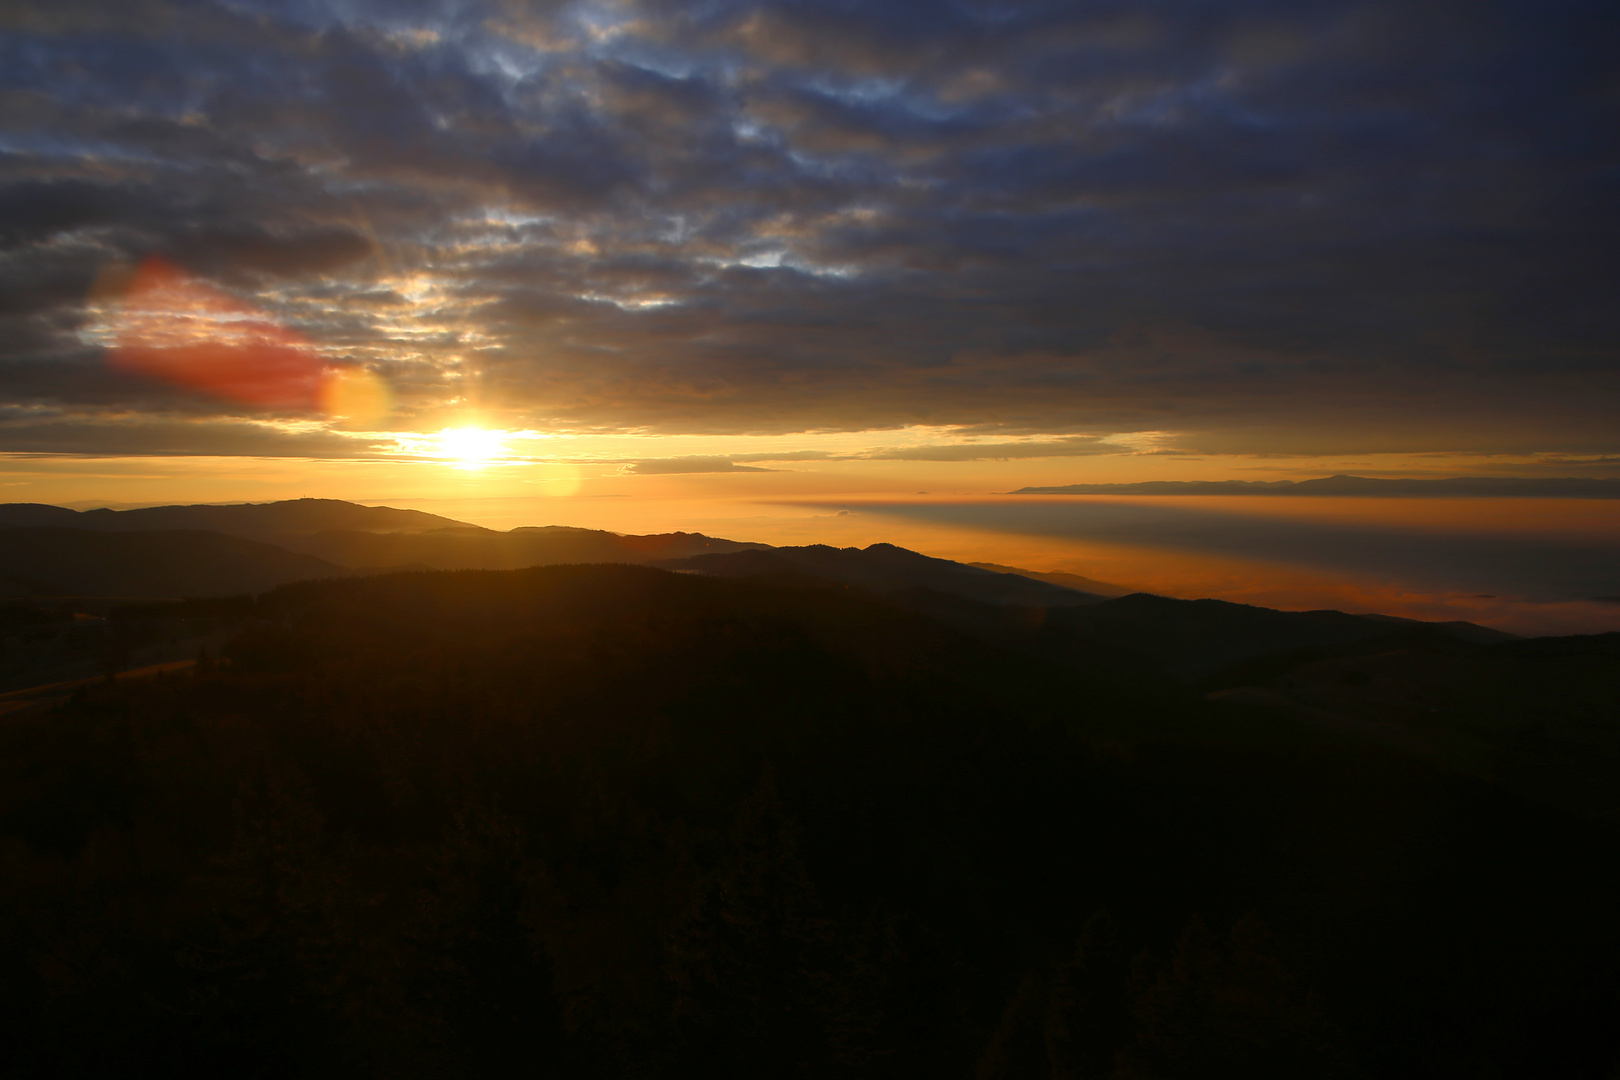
[435, 426, 508, 467]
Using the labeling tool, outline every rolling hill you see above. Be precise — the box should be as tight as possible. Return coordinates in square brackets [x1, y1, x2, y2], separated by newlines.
[0, 499, 767, 575]
[657, 546, 1510, 679]
[2, 562, 1614, 1077]
[0, 498, 469, 539]
[657, 542, 1105, 607]
[0, 499, 1516, 685]
[0, 527, 353, 598]
[1047, 592, 1514, 680]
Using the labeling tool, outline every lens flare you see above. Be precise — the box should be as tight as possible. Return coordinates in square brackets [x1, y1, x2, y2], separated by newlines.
[318, 367, 394, 428]
[95, 257, 391, 426]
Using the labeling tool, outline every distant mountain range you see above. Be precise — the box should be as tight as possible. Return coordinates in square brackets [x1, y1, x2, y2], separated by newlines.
[0, 498, 769, 579]
[0, 498, 467, 535]
[0, 497, 1520, 683]
[1011, 475, 1620, 497]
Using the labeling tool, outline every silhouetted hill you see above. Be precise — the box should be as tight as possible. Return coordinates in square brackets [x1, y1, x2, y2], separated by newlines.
[967, 561, 1134, 597]
[661, 546, 1512, 679]
[1050, 592, 1514, 680]
[0, 500, 768, 574]
[1354, 611, 1514, 643]
[2, 564, 1614, 1078]
[0, 503, 1545, 678]
[659, 543, 1103, 607]
[0, 503, 83, 528]
[0, 497, 472, 540]
[0, 527, 352, 598]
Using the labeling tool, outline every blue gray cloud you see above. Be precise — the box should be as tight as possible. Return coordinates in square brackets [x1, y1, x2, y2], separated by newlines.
[1, 0, 1615, 453]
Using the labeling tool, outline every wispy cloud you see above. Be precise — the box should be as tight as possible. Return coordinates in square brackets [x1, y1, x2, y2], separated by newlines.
[620, 456, 774, 474]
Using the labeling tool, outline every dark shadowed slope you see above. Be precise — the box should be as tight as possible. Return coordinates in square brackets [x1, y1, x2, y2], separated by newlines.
[0, 528, 353, 598]
[1199, 630, 1620, 820]
[659, 543, 1104, 607]
[1046, 593, 1514, 681]
[3, 564, 1615, 1079]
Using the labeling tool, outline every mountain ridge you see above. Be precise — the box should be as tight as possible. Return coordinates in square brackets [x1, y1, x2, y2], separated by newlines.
[0, 499, 1520, 681]
[0, 497, 473, 536]
[657, 542, 1106, 608]
[0, 499, 770, 573]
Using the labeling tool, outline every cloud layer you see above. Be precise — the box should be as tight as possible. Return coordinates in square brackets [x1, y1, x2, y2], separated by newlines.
[2, 0, 1616, 456]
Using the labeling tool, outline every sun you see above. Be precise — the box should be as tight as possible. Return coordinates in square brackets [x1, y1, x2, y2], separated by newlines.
[435, 426, 509, 468]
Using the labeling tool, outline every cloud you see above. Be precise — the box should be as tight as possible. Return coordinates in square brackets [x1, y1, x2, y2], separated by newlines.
[728, 450, 834, 462]
[609, 439, 1121, 469]
[0, 412, 378, 457]
[860, 438, 1113, 462]
[0, 0, 1614, 455]
[621, 456, 775, 474]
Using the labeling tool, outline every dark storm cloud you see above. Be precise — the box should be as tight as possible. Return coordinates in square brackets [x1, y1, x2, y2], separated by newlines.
[0, 0, 1615, 452]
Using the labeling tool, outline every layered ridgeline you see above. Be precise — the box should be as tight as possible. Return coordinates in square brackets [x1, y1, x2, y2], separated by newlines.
[2, 562, 1617, 1077]
[3, 498, 1516, 683]
[0, 499, 768, 596]
[5, 502, 1607, 820]
[1, 498, 1514, 687]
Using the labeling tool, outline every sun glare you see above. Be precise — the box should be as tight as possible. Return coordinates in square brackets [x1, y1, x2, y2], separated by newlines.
[435, 426, 509, 468]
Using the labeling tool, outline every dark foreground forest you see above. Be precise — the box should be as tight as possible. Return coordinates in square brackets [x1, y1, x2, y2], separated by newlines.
[2, 565, 1617, 1077]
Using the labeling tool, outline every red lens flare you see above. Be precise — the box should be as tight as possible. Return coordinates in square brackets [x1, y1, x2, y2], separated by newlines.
[98, 257, 390, 424]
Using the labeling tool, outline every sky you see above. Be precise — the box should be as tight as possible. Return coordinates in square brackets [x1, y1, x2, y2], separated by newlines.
[2, 0, 1618, 631]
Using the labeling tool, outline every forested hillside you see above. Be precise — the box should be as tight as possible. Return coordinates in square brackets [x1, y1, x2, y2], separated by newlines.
[0, 527, 352, 599]
[2, 565, 1615, 1078]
